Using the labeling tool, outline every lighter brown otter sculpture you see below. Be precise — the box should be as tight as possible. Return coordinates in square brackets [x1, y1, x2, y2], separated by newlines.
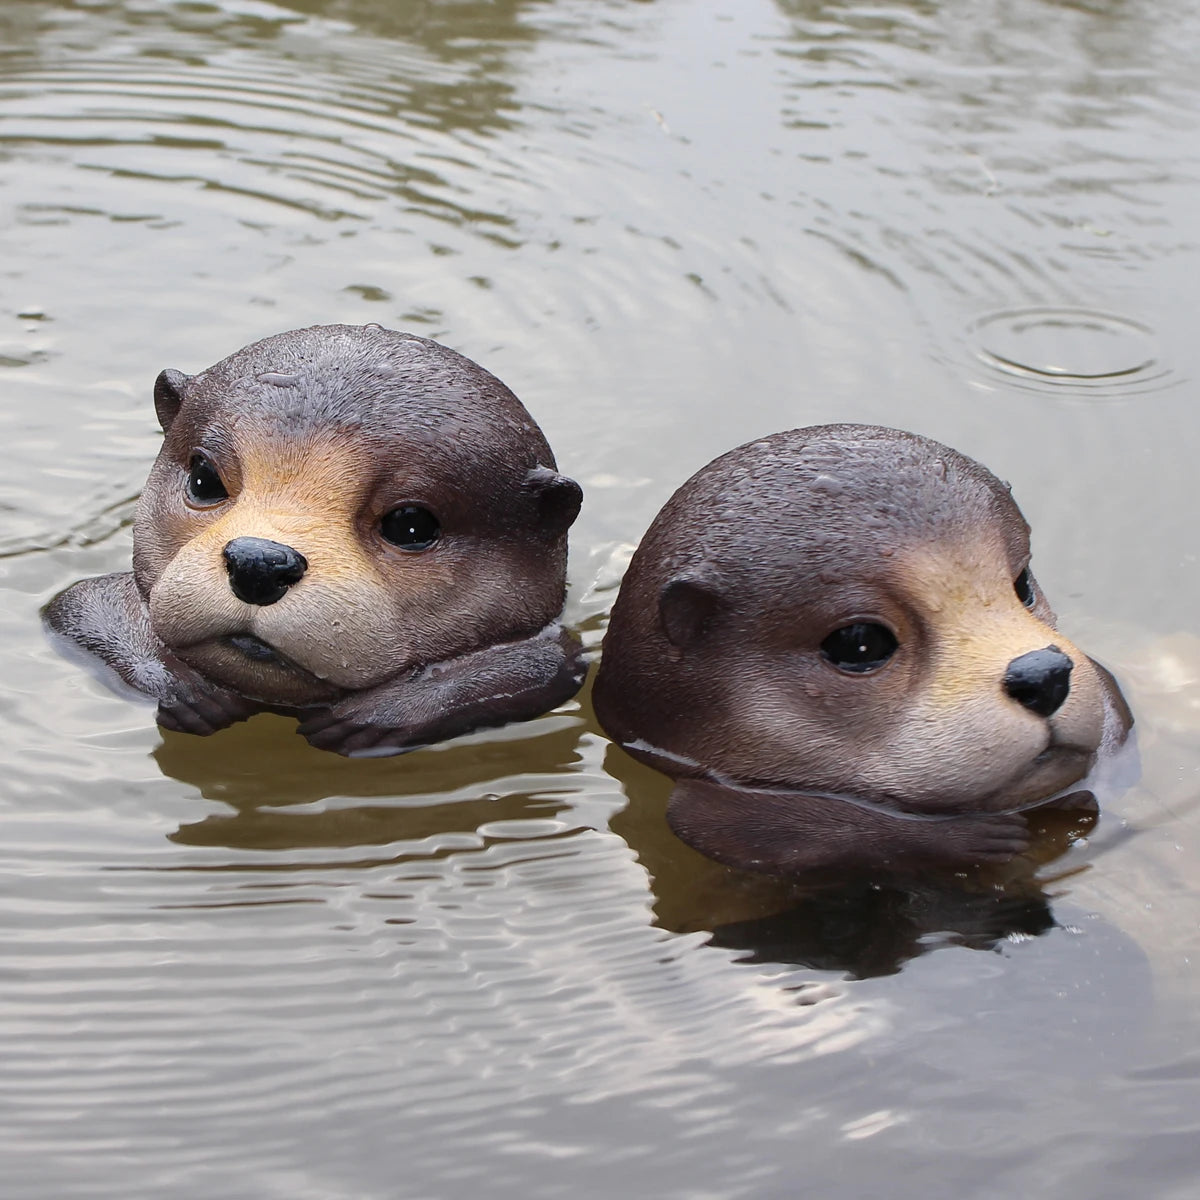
[592, 424, 1132, 874]
[46, 324, 585, 756]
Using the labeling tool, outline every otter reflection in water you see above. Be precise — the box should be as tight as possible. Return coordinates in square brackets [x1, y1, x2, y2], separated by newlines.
[594, 424, 1133, 877]
[604, 739, 1129, 978]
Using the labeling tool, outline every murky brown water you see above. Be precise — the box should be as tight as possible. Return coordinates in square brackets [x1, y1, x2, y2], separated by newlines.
[4, 0, 1200, 1195]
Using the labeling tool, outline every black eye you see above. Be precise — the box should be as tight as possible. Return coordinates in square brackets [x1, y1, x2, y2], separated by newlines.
[381, 505, 440, 551]
[1014, 567, 1035, 608]
[820, 622, 898, 673]
[186, 454, 228, 505]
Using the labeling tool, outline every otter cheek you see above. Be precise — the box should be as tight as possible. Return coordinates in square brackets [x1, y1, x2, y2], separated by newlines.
[725, 673, 903, 795]
[246, 577, 409, 690]
[875, 691, 1057, 810]
[147, 547, 248, 649]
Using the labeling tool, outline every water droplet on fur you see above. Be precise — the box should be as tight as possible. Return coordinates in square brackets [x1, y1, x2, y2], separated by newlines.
[810, 473, 844, 496]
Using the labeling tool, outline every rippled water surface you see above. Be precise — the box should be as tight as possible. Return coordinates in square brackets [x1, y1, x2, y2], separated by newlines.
[4, 1, 1200, 1195]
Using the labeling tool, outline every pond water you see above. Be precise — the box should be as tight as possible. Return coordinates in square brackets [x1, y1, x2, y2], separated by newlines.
[3, 0, 1200, 1195]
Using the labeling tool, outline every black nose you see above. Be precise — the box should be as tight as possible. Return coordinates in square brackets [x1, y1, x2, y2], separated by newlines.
[1003, 645, 1073, 718]
[223, 537, 308, 606]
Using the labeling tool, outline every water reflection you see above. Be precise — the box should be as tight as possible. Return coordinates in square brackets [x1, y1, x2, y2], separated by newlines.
[279, 0, 541, 56]
[711, 882, 1056, 979]
[606, 740, 1105, 977]
[148, 686, 1097, 980]
[771, 0, 1190, 405]
[2, 0, 1200, 1192]
[155, 709, 587, 854]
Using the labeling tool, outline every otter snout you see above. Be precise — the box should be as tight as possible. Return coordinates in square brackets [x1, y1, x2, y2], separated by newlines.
[1003, 645, 1073, 717]
[223, 537, 308, 606]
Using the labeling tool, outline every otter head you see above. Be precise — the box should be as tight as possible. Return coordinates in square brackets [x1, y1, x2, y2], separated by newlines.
[132, 324, 581, 707]
[593, 424, 1131, 814]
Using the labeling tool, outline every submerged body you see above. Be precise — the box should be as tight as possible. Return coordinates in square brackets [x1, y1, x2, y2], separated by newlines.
[46, 324, 585, 756]
[593, 424, 1132, 874]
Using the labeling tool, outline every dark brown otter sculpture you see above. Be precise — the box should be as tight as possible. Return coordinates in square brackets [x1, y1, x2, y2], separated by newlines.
[46, 324, 585, 756]
[592, 424, 1132, 874]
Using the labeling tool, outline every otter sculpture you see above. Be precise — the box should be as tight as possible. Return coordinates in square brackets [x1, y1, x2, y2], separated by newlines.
[46, 324, 585, 756]
[592, 424, 1132, 874]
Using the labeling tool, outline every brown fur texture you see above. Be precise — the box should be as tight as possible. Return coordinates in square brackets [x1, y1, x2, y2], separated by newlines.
[592, 424, 1132, 874]
[46, 324, 585, 755]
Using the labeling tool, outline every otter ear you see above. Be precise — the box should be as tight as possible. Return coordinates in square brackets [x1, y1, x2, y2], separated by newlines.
[525, 466, 583, 534]
[153, 369, 190, 433]
[660, 572, 725, 648]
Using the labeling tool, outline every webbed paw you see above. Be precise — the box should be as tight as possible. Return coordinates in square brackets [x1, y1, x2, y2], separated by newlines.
[295, 701, 422, 757]
[930, 811, 1031, 865]
[296, 625, 586, 757]
[154, 659, 259, 737]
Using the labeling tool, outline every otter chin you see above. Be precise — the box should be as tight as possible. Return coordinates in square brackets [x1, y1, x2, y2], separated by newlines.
[592, 424, 1132, 875]
[45, 324, 586, 755]
[176, 635, 340, 707]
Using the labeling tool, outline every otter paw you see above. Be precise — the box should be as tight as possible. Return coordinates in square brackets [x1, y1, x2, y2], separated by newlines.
[155, 673, 257, 737]
[936, 811, 1031, 865]
[295, 709, 419, 757]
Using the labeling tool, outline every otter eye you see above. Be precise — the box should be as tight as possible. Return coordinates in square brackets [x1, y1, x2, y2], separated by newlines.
[1014, 567, 1035, 609]
[186, 454, 228, 505]
[381, 505, 440, 551]
[820, 622, 898, 673]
